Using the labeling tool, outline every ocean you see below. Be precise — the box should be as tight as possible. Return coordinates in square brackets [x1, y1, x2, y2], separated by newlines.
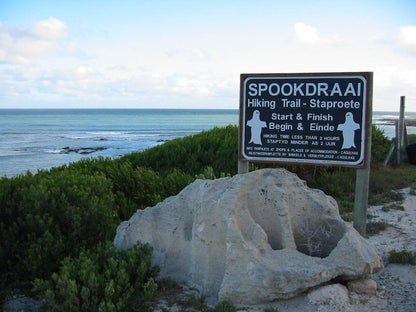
[1, 109, 415, 178]
[0, 109, 238, 177]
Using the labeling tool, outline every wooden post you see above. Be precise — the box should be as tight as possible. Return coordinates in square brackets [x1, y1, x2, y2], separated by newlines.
[383, 140, 396, 166]
[399, 96, 407, 162]
[353, 73, 373, 236]
[354, 163, 371, 236]
[238, 160, 249, 174]
[238, 124, 250, 174]
[396, 119, 400, 165]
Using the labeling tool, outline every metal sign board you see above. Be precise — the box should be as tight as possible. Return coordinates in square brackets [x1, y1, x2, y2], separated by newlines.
[239, 72, 372, 167]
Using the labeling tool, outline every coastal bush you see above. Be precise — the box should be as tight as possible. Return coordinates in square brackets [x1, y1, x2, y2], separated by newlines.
[111, 166, 193, 223]
[0, 171, 118, 290]
[33, 241, 159, 312]
[123, 125, 239, 176]
[105, 163, 162, 219]
[52, 158, 194, 220]
[371, 125, 392, 165]
[408, 134, 416, 145]
[309, 169, 356, 203]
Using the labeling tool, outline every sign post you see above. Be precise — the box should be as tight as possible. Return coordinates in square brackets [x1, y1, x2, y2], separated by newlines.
[239, 72, 373, 235]
[353, 79, 373, 235]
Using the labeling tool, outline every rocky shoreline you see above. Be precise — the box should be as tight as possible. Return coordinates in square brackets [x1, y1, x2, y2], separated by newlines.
[376, 118, 416, 127]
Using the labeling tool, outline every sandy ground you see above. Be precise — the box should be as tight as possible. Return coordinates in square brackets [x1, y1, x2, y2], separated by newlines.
[3, 189, 416, 312]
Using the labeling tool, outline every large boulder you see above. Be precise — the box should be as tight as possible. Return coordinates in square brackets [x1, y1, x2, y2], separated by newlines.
[114, 168, 382, 304]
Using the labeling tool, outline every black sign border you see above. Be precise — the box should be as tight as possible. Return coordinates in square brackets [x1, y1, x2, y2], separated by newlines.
[239, 72, 373, 168]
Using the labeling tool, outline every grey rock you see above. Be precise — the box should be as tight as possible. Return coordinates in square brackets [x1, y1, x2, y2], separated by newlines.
[348, 278, 378, 295]
[114, 168, 383, 304]
[308, 284, 350, 308]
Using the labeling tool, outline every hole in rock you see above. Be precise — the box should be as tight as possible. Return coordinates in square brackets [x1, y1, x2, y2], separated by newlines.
[246, 204, 285, 250]
[266, 225, 284, 250]
[294, 218, 345, 258]
[184, 217, 193, 241]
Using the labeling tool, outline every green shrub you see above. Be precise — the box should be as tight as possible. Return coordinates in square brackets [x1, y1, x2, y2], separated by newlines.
[180, 295, 236, 312]
[111, 166, 194, 220]
[105, 163, 163, 220]
[122, 125, 239, 176]
[0, 171, 118, 287]
[51, 157, 195, 221]
[211, 301, 237, 312]
[388, 250, 416, 265]
[55, 157, 195, 221]
[407, 134, 416, 145]
[309, 169, 356, 206]
[371, 125, 392, 165]
[34, 241, 159, 312]
[181, 295, 208, 311]
[410, 182, 416, 195]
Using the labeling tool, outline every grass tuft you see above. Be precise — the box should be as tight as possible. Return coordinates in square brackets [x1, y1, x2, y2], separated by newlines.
[388, 250, 416, 265]
[366, 221, 389, 236]
[382, 202, 405, 212]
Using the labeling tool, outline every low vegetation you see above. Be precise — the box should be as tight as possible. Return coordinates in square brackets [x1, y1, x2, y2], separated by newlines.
[180, 295, 236, 312]
[388, 250, 416, 265]
[1, 124, 416, 310]
[382, 202, 405, 212]
[33, 242, 159, 312]
[366, 221, 389, 236]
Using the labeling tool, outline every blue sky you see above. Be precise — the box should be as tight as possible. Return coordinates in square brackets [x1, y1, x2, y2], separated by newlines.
[1, 0, 415, 110]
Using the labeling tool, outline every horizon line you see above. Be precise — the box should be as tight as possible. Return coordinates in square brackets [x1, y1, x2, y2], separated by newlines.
[0, 108, 414, 113]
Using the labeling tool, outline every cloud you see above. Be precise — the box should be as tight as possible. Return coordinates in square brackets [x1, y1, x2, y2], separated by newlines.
[398, 26, 416, 54]
[166, 75, 212, 96]
[165, 47, 210, 62]
[293, 22, 344, 46]
[0, 17, 69, 64]
[374, 66, 398, 87]
[294, 22, 319, 44]
[0, 57, 237, 107]
[32, 17, 69, 40]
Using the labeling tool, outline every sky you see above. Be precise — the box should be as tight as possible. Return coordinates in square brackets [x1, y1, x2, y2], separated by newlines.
[0, 0, 415, 111]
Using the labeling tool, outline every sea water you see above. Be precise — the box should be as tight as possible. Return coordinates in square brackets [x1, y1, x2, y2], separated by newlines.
[0, 109, 238, 177]
[1, 109, 415, 177]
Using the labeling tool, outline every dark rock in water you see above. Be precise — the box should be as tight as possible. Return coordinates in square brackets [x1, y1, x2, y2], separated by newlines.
[61, 147, 106, 154]
[78, 147, 106, 154]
